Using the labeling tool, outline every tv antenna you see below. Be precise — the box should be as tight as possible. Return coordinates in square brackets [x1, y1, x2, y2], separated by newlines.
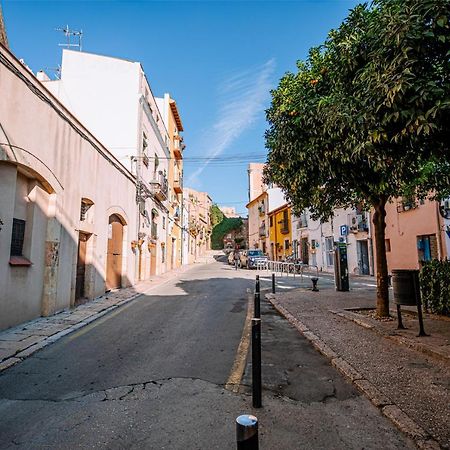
[56, 25, 83, 51]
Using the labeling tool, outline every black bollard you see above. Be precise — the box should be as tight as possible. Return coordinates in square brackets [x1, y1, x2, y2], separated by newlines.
[311, 277, 319, 292]
[252, 318, 262, 408]
[236, 415, 259, 450]
[271, 273, 276, 294]
[254, 276, 260, 319]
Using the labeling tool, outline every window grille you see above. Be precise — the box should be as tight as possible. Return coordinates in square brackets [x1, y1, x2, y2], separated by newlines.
[10, 219, 26, 256]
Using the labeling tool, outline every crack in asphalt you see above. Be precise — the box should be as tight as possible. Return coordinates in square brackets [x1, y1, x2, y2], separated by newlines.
[0, 377, 225, 404]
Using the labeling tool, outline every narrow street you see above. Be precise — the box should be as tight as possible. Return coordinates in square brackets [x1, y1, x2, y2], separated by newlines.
[0, 257, 416, 449]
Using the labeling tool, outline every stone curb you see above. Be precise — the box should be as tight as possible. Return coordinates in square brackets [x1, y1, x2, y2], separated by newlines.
[330, 309, 449, 364]
[266, 293, 443, 450]
[0, 264, 195, 374]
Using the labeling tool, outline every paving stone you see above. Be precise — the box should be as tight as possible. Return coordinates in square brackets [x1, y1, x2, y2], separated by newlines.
[354, 379, 392, 407]
[331, 357, 363, 381]
[0, 357, 21, 372]
[382, 405, 427, 440]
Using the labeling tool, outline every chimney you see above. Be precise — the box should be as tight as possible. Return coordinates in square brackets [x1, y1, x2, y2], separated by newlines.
[0, 5, 8, 49]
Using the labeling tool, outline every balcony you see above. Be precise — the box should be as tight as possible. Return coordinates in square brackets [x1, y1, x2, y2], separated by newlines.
[150, 171, 168, 201]
[173, 137, 185, 160]
[280, 221, 289, 234]
[174, 178, 183, 194]
[259, 224, 266, 237]
[348, 212, 369, 233]
[296, 212, 308, 228]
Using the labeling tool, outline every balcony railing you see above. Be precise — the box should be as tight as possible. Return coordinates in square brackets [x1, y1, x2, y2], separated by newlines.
[150, 171, 168, 201]
[173, 139, 185, 160]
[174, 178, 183, 194]
[280, 221, 289, 234]
[259, 225, 266, 237]
[348, 212, 369, 232]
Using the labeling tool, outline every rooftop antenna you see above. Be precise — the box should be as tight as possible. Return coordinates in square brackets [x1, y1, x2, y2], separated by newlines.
[44, 64, 61, 80]
[56, 25, 83, 51]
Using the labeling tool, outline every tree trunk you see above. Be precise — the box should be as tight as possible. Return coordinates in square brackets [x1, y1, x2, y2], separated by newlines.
[372, 199, 390, 317]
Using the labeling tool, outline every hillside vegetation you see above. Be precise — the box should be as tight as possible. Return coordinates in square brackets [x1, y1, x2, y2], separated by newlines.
[211, 217, 243, 250]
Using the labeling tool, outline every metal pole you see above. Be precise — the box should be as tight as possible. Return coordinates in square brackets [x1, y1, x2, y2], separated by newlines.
[272, 273, 276, 294]
[254, 275, 260, 319]
[252, 318, 262, 408]
[236, 415, 259, 450]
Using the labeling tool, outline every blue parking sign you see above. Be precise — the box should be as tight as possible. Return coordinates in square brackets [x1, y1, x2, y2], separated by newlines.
[340, 225, 348, 236]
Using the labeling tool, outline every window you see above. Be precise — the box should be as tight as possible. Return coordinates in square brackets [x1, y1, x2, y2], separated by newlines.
[385, 239, 391, 253]
[142, 132, 149, 167]
[269, 216, 273, 227]
[80, 198, 93, 221]
[285, 240, 290, 250]
[417, 234, 438, 263]
[154, 154, 159, 174]
[161, 243, 165, 263]
[162, 216, 166, 229]
[325, 236, 334, 266]
[280, 210, 289, 234]
[10, 219, 26, 256]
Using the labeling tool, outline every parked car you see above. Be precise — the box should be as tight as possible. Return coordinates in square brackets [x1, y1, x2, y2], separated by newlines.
[240, 249, 268, 269]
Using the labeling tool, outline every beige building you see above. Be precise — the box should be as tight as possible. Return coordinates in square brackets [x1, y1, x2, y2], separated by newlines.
[157, 94, 185, 270]
[184, 188, 212, 262]
[0, 44, 141, 330]
[247, 192, 268, 253]
[219, 206, 239, 218]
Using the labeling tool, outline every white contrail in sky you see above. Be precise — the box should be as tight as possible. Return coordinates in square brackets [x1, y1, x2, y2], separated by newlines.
[187, 58, 275, 186]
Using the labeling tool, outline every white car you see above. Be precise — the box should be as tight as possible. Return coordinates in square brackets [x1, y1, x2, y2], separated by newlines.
[240, 249, 268, 269]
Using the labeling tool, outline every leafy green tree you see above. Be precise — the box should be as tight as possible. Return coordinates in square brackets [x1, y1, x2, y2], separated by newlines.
[265, 0, 450, 317]
[211, 217, 243, 250]
[210, 204, 224, 228]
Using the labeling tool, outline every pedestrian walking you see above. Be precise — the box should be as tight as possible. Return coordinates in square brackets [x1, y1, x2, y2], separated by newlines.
[234, 249, 240, 270]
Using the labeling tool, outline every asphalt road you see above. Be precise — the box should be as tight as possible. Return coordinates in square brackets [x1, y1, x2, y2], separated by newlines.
[0, 257, 414, 449]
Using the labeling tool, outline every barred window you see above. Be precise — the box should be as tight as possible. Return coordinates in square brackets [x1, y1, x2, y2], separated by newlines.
[10, 219, 26, 256]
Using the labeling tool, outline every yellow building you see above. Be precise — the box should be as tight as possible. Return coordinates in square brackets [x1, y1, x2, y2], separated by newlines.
[268, 204, 292, 261]
[157, 94, 185, 270]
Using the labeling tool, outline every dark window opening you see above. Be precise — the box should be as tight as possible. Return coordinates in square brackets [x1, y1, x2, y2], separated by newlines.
[10, 219, 26, 256]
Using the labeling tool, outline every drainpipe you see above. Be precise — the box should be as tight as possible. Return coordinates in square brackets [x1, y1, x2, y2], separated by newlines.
[368, 211, 375, 276]
[435, 201, 444, 259]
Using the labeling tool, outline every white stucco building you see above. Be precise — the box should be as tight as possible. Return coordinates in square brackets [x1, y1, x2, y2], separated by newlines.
[42, 49, 171, 278]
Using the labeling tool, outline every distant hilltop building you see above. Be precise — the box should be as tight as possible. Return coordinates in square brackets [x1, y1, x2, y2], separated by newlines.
[219, 206, 239, 218]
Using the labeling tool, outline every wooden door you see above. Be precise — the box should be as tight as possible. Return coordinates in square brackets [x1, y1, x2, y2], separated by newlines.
[106, 215, 123, 290]
[150, 244, 157, 276]
[75, 233, 88, 304]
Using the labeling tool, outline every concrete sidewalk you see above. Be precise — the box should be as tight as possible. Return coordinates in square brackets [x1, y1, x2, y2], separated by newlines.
[0, 262, 201, 374]
[266, 286, 449, 449]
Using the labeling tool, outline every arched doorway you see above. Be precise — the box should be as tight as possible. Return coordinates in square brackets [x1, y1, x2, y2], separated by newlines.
[106, 214, 125, 290]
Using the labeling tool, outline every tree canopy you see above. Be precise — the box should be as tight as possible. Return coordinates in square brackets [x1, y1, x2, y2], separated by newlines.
[210, 204, 225, 228]
[264, 0, 450, 316]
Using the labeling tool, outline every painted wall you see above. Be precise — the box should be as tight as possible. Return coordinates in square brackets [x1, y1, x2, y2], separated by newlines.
[0, 45, 138, 330]
[268, 205, 292, 260]
[45, 50, 140, 171]
[384, 199, 445, 270]
[247, 192, 267, 252]
[248, 163, 265, 202]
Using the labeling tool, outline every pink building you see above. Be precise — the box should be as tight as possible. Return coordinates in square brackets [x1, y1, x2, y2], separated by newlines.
[384, 198, 447, 271]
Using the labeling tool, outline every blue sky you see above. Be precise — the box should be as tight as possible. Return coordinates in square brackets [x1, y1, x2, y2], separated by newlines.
[2, 0, 360, 215]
